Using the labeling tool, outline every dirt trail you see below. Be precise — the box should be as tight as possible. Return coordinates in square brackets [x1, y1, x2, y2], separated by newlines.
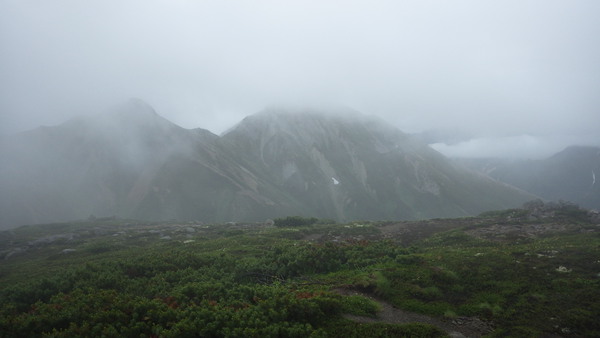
[335, 289, 494, 338]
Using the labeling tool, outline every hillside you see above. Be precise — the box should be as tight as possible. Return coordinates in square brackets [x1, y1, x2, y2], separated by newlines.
[0, 102, 534, 229]
[456, 146, 600, 210]
[1, 203, 599, 336]
[0, 100, 298, 228]
[223, 108, 534, 221]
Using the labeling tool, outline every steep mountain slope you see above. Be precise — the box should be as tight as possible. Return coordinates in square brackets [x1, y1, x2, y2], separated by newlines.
[0, 103, 535, 229]
[0, 100, 298, 228]
[456, 146, 600, 209]
[222, 108, 534, 221]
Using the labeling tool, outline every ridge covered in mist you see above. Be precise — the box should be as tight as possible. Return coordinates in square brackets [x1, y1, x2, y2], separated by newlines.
[457, 146, 600, 210]
[0, 101, 534, 229]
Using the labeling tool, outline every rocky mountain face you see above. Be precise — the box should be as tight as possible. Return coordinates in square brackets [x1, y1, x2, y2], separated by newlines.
[456, 146, 600, 210]
[0, 102, 534, 229]
[222, 108, 534, 221]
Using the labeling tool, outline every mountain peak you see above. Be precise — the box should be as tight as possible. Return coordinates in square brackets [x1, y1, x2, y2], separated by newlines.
[109, 98, 160, 122]
[223, 105, 396, 140]
[553, 145, 600, 158]
[255, 105, 388, 126]
[260, 103, 360, 116]
[77, 99, 182, 134]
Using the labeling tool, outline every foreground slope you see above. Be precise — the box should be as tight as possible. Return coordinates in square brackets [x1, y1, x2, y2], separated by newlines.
[1, 204, 598, 336]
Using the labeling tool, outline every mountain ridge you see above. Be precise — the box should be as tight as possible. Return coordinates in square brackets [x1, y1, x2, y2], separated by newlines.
[0, 102, 534, 228]
[456, 145, 600, 210]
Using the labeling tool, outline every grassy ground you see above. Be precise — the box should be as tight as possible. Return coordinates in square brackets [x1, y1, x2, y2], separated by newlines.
[1, 205, 599, 337]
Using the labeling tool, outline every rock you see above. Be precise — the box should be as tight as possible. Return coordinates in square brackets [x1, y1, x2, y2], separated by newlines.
[4, 247, 27, 259]
[28, 233, 77, 247]
[588, 210, 600, 223]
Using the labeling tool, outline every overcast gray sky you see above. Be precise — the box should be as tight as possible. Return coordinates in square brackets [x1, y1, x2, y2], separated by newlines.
[1, 0, 599, 158]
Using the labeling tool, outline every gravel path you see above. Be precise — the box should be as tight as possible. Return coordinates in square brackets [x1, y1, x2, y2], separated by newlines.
[335, 288, 494, 338]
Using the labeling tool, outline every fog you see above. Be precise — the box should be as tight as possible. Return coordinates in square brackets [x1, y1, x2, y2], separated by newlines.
[1, 0, 599, 159]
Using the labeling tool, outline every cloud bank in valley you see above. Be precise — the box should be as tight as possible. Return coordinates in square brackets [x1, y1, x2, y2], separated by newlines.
[1, 0, 599, 158]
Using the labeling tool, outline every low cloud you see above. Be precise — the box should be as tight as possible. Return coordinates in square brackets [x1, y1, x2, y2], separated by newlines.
[430, 134, 600, 159]
[1, 0, 599, 159]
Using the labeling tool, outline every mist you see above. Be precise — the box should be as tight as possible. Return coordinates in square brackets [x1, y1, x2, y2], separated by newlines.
[1, 0, 599, 159]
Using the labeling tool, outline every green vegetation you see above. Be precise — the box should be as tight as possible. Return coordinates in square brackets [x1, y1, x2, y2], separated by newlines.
[1, 205, 599, 337]
[274, 216, 320, 227]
